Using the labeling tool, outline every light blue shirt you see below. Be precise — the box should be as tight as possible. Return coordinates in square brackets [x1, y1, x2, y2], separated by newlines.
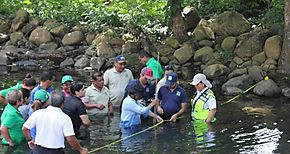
[120, 96, 150, 128]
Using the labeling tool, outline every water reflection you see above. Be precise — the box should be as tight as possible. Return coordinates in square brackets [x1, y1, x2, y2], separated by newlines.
[232, 127, 282, 154]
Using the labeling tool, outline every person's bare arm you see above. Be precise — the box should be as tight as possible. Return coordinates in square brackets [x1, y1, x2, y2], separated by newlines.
[1, 125, 14, 146]
[66, 135, 88, 154]
[84, 103, 105, 110]
[206, 108, 217, 123]
[170, 103, 187, 122]
[80, 114, 90, 128]
[22, 126, 35, 149]
[108, 101, 113, 115]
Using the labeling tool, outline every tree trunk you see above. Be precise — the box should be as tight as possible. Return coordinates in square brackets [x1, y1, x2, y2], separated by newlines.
[279, 0, 290, 74]
[171, 0, 189, 43]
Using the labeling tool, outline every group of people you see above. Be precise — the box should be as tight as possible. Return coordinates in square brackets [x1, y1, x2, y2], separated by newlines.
[0, 50, 217, 153]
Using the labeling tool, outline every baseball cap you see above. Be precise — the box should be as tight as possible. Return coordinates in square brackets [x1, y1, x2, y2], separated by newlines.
[190, 73, 212, 88]
[127, 82, 144, 98]
[141, 67, 154, 79]
[115, 55, 127, 63]
[165, 72, 178, 86]
[34, 89, 50, 103]
[61, 75, 74, 84]
[164, 64, 174, 71]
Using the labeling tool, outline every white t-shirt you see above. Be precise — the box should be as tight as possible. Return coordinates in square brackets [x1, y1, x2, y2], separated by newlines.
[104, 67, 133, 106]
[24, 106, 75, 149]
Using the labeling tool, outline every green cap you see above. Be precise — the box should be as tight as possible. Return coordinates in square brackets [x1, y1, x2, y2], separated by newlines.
[61, 75, 74, 84]
[34, 89, 50, 103]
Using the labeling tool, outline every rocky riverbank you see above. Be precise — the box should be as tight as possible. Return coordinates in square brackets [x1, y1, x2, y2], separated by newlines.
[0, 9, 290, 98]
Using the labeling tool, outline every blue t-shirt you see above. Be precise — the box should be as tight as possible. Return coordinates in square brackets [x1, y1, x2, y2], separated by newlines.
[29, 84, 54, 104]
[157, 85, 188, 119]
[120, 96, 150, 128]
[125, 79, 155, 104]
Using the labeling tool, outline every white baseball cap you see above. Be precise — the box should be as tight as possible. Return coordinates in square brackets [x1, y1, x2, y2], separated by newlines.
[190, 73, 212, 88]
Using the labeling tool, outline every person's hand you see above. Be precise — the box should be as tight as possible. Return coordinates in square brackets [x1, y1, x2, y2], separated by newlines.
[151, 99, 159, 106]
[170, 114, 178, 122]
[8, 140, 14, 146]
[157, 106, 164, 115]
[96, 104, 105, 110]
[28, 140, 36, 149]
[156, 115, 163, 122]
[80, 147, 88, 154]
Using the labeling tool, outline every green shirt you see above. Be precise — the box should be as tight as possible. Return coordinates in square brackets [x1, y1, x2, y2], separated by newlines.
[1, 103, 25, 145]
[146, 57, 164, 79]
[0, 81, 22, 98]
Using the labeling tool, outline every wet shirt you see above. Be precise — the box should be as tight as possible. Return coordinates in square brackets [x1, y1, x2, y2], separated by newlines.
[158, 85, 188, 119]
[104, 67, 133, 106]
[146, 57, 164, 79]
[1, 103, 25, 145]
[63, 95, 87, 136]
[120, 96, 150, 128]
[29, 84, 54, 104]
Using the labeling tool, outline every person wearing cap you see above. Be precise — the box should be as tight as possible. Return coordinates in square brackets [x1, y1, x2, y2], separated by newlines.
[22, 92, 88, 154]
[138, 50, 164, 84]
[84, 72, 113, 118]
[156, 72, 188, 122]
[104, 55, 133, 106]
[190, 73, 217, 123]
[120, 82, 163, 128]
[122, 67, 156, 109]
[63, 82, 90, 139]
[1, 90, 26, 146]
[28, 89, 50, 140]
[29, 71, 54, 105]
[61, 75, 74, 97]
[156, 64, 174, 95]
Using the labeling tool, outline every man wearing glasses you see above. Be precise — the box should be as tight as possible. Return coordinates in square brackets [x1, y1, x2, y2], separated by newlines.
[61, 75, 74, 97]
[104, 55, 133, 107]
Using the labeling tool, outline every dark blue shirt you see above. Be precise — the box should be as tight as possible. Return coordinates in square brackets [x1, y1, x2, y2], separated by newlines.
[29, 84, 54, 104]
[157, 85, 188, 119]
[125, 79, 155, 104]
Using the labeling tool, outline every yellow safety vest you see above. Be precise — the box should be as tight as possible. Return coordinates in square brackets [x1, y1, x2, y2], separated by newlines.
[191, 88, 216, 121]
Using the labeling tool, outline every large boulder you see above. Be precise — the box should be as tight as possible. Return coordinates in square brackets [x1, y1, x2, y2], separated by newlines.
[60, 57, 74, 68]
[156, 45, 175, 56]
[122, 42, 141, 54]
[62, 31, 84, 45]
[221, 36, 237, 52]
[90, 57, 106, 71]
[248, 65, 264, 82]
[173, 43, 193, 64]
[50, 24, 68, 38]
[234, 29, 271, 59]
[86, 33, 97, 45]
[0, 19, 11, 33]
[74, 57, 90, 69]
[222, 74, 254, 95]
[96, 42, 115, 58]
[194, 46, 214, 63]
[11, 10, 29, 32]
[227, 68, 247, 79]
[193, 19, 215, 41]
[165, 37, 179, 49]
[252, 52, 266, 64]
[264, 35, 282, 60]
[253, 79, 281, 97]
[203, 64, 230, 79]
[29, 28, 53, 46]
[211, 11, 251, 36]
[10, 32, 24, 44]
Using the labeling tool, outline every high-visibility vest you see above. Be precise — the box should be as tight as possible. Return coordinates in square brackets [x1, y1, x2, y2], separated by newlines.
[191, 88, 216, 121]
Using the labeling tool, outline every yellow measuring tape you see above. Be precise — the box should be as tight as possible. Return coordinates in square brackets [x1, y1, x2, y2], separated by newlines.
[88, 119, 171, 153]
[220, 76, 269, 106]
[88, 76, 270, 153]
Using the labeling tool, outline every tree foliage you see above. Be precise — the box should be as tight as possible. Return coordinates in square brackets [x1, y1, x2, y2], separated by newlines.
[0, 0, 285, 33]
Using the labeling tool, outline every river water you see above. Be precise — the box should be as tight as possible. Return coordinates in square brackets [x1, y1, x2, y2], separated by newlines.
[0, 67, 289, 154]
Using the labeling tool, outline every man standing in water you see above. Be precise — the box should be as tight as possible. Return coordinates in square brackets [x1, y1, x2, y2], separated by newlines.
[104, 55, 133, 107]
[156, 72, 187, 122]
[190, 73, 217, 123]
[22, 92, 88, 154]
